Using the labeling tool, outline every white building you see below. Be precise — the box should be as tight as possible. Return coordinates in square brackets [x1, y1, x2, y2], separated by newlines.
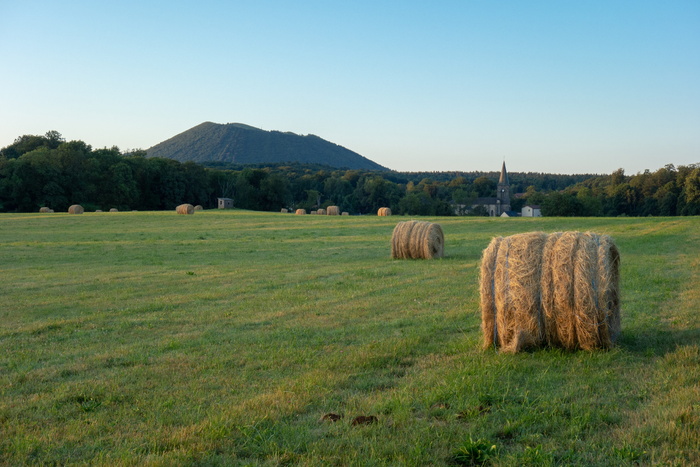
[522, 205, 542, 217]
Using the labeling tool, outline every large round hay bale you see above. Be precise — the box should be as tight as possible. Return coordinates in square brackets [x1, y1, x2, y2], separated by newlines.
[281, 208, 289, 213]
[341, 212, 349, 216]
[390, 220, 444, 259]
[327, 206, 340, 215]
[109, 208, 118, 212]
[194, 205, 204, 211]
[479, 231, 621, 353]
[39, 207, 51, 213]
[295, 209, 306, 215]
[317, 208, 326, 215]
[68, 204, 84, 214]
[176, 204, 195, 215]
[378, 207, 392, 216]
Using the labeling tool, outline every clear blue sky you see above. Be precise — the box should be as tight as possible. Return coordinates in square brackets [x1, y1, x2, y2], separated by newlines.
[1, 1, 698, 174]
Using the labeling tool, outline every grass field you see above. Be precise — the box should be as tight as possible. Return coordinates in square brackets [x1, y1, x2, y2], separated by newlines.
[1, 210, 698, 466]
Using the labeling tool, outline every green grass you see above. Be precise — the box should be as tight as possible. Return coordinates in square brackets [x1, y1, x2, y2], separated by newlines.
[1, 211, 698, 466]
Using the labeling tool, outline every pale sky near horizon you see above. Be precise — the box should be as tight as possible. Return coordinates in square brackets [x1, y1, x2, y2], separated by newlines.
[1, 1, 698, 175]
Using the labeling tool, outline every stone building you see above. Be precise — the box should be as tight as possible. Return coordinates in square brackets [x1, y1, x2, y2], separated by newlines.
[473, 161, 512, 217]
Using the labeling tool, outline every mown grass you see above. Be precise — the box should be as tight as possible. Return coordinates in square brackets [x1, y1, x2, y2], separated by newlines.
[1, 211, 698, 466]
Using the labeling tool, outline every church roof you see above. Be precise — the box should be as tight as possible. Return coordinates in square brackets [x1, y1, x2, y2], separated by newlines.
[498, 161, 509, 185]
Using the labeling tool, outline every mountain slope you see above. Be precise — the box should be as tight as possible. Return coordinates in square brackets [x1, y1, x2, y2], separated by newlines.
[147, 122, 388, 171]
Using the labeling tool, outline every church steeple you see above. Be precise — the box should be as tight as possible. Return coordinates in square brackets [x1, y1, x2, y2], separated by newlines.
[497, 161, 511, 215]
[498, 161, 509, 185]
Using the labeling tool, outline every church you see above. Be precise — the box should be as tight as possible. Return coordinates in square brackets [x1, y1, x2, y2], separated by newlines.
[472, 161, 513, 216]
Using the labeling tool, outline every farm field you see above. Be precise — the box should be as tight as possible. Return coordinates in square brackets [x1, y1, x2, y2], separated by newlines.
[1, 210, 698, 466]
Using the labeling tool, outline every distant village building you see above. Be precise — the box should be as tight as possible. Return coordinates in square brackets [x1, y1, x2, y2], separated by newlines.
[218, 197, 234, 209]
[522, 205, 542, 217]
[472, 161, 512, 217]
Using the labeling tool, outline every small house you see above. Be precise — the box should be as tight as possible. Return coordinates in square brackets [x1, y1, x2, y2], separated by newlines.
[218, 198, 234, 209]
[522, 205, 542, 217]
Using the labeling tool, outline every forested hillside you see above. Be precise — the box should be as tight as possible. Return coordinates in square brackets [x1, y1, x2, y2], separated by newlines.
[147, 122, 388, 171]
[1, 132, 698, 216]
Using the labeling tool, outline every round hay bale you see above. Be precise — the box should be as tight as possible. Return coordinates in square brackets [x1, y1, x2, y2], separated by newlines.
[68, 204, 84, 214]
[317, 208, 326, 215]
[341, 212, 349, 216]
[281, 208, 289, 213]
[390, 220, 444, 259]
[109, 208, 118, 212]
[194, 205, 204, 211]
[48, 209, 54, 213]
[327, 206, 340, 215]
[378, 207, 392, 216]
[39, 207, 51, 213]
[176, 204, 195, 215]
[95, 210, 103, 212]
[479, 231, 621, 352]
[295, 209, 306, 215]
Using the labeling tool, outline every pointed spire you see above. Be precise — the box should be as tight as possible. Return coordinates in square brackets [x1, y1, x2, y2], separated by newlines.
[498, 161, 509, 185]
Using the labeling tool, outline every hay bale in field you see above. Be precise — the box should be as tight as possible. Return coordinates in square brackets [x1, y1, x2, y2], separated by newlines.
[327, 206, 340, 215]
[109, 208, 118, 212]
[390, 220, 444, 259]
[194, 205, 204, 211]
[95, 210, 103, 212]
[378, 207, 392, 216]
[281, 208, 289, 213]
[39, 207, 51, 213]
[317, 208, 326, 215]
[295, 209, 306, 215]
[176, 204, 194, 215]
[68, 204, 84, 214]
[342, 212, 349, 216]
[479, 231, 621, 353]
[48, 209, 54, 213]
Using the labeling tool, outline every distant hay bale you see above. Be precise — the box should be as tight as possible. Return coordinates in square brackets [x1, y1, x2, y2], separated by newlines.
[327, 206, 340, 215]
[281, 208, 289, 213]
[48, 209, 54, 213]
[479, 231, 621, 353]
[342, 212, 349, 216]
[390, 220, 444, 259]
[295, 209, 306, 215]
[68, 204, 84, 214]
[317, 208, 327, 215]
[176, 204, 195, 215]
[39, 207, 50, 213]
[378, 207, 392, 216]
[194, 205, 204, 211]
[109, 208, 118, 212]
[310, 210, 317, 215]
[95, 210, 103, 212]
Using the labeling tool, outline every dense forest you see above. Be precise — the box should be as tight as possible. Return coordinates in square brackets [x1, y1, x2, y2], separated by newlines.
[1, 131, 698, 216]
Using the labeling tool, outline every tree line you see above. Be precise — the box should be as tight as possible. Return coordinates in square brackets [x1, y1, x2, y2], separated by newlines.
[1, 132, 698, 216]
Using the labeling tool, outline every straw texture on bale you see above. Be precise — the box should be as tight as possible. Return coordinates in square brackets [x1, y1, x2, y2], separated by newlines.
[378, 207, 392, 216]
[176, 204, 195, 215]
[316, 208, 326, 215]
[281, 208, 288, 213]
[295, 209, 306, 215]
[194, 205, 203, 211]
[327, 206, 340, 215]
[39, 207, 51, 213]
[391, 220, 444, 259]
[68, 204, 84, 214]
[479, 231, 621, 353]
[109, 208, 118, 212]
